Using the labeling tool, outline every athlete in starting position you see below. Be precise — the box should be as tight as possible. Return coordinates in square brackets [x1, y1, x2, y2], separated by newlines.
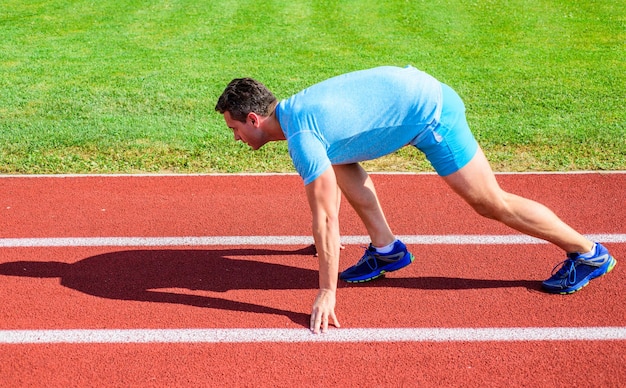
[215, 65, 616, 334]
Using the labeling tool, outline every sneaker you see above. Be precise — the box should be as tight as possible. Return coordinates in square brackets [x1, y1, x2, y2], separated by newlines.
[339, 240, 414, 283]
[542, 243, 616, 294]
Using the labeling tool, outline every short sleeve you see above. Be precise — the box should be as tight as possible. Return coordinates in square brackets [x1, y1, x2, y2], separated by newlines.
[287, 131, 332, 185]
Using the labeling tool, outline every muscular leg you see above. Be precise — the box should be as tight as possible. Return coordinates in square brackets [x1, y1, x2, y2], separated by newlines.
[442, 147, 593, 253]
[332, 163, 395, 247]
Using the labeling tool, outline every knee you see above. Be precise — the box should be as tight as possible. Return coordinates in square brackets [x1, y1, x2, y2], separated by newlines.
[467, 196, 509, 221]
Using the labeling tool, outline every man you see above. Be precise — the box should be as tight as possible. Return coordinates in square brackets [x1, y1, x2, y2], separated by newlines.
[215, 65, 616, 334]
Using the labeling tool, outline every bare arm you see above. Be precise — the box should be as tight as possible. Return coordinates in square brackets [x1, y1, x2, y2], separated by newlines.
[304, 167, 341, 333]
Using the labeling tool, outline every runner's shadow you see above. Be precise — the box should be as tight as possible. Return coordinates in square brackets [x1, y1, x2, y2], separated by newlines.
[343, 276, 542, 291]
[0, 247, 542, 329]
[0, 247, 318, 327]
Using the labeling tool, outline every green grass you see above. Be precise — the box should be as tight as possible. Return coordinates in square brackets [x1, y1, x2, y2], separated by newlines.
[1, 0, 624, 174]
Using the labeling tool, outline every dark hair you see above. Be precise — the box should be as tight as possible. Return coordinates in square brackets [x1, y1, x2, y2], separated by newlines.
[215, 78, 277, 122]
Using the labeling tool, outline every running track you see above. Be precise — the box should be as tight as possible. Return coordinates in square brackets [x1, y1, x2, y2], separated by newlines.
[0, 172, 624, 387]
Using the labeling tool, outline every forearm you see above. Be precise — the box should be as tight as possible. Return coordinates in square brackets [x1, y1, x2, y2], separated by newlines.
[304, 167, 342, 333]
[312, 217, 340, 291]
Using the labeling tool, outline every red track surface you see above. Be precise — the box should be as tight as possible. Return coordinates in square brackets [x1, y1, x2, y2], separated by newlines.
[0, 173, 625, 387]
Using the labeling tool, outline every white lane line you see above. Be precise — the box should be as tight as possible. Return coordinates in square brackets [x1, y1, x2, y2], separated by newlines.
[0, 171, 624, 178]
[1, 327, 625, 344]
[0, 234, 625, 248]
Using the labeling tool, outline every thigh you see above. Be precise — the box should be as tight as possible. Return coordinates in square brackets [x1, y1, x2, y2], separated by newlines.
[332, 164, 394, 245]
[332, 163, 369, 195]
[332, 163, 388, 209]
[441, 146, 504, 207]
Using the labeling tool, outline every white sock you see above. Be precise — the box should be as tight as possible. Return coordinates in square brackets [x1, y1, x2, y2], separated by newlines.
[374, 240, 397, 254]
[578, 243, 597, 259]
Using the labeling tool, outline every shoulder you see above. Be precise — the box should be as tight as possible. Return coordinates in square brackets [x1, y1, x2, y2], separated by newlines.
[284, 131, 331, 186]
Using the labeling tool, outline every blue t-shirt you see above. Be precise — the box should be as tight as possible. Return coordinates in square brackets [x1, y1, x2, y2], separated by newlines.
[276, 65, 443, 185]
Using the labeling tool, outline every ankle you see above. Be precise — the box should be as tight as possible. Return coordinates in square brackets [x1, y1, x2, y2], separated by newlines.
[372, 239, 397, 254]
[578, 243, 597, 259]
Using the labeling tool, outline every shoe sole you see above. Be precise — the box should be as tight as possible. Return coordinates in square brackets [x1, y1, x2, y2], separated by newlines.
[547, 256, 617, 295]
[343, 253, 415, 283]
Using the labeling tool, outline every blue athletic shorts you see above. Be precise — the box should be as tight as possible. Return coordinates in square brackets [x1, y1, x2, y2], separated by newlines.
[413, 83, 479, 176]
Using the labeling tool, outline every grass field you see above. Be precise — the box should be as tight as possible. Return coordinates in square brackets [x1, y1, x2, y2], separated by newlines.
[1, 0, 624, 174]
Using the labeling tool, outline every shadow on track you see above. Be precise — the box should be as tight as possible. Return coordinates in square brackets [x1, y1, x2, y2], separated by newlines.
[0, 247, 318, 327]
[346, 276, 542, 292]
[0, 247, 541, 327]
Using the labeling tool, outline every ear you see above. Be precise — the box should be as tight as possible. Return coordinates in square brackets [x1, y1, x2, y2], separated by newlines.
[247, 112, 261, 126]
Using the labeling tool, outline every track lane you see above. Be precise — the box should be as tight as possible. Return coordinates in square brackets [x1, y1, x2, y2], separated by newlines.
[0, 173, 624, 386]
[2, 342, 624, 387]
[1, 173, 624, 238]
[1, 244, 623, 330]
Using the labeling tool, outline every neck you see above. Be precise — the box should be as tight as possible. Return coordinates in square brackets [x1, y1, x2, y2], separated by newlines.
[262, 104, 285, 141]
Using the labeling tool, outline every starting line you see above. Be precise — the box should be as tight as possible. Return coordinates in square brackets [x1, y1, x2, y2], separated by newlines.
[1, 234, 626, 247]
[1, 327, 626, 344]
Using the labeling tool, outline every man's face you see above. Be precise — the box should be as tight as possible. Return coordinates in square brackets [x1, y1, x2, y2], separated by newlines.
[223, 111, 263, 150]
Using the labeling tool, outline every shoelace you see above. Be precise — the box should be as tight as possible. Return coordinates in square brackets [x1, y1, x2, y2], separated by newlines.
[356, 246, 379, 271]
[550, 258, 577, 285]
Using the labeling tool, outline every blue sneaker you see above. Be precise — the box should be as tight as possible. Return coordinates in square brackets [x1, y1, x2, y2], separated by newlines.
[339, 240, 414, 283]
[542, 243, 616, 294]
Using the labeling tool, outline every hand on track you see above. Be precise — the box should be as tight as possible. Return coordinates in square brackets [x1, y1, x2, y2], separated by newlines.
[310, 289, 340, 334]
